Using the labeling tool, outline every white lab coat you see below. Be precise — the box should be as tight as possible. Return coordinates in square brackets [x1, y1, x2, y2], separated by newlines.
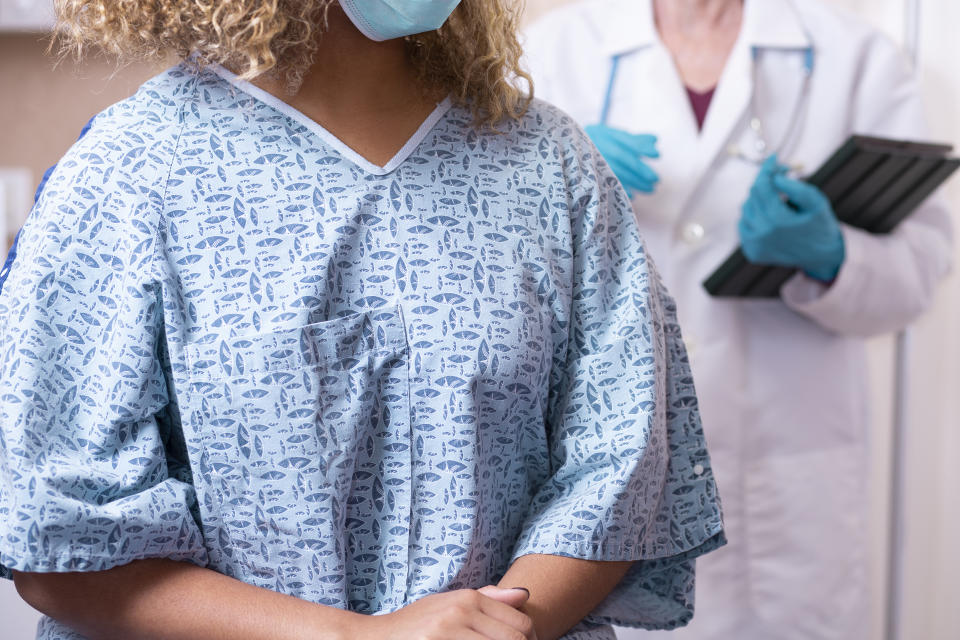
[524, 1, 953, 638]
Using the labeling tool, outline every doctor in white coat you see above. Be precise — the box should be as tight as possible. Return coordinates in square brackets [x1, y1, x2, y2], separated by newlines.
[525, 0, 953, 638]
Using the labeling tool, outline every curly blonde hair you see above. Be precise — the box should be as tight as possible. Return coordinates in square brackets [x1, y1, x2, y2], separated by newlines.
[53, 0, 532, 127]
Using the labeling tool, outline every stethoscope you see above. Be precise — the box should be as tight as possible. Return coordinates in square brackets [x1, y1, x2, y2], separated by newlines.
[599, 45, 815, 170]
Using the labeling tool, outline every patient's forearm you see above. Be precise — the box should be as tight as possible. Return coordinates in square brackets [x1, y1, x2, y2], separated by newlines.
[497, 554, 633, 640]
[13, 558, 361, 640]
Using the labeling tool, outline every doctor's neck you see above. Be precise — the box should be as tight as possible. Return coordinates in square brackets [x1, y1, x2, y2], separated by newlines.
[653, 0, 743, 91]
[653, 0, 743, 32]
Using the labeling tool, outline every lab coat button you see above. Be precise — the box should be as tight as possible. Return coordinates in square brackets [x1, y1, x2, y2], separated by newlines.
[693, 464, 705, 476]
[681, 222, 705, 245]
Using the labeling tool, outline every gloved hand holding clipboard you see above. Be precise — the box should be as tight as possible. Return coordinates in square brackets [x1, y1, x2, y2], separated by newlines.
[704, 135, 959, 298]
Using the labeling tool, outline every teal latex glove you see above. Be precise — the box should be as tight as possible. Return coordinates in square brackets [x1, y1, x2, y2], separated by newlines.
[584, 124, 659, 197]
[739, 156, 846, 282]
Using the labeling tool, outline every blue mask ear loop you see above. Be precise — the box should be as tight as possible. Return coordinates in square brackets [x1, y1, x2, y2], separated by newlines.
[599, 54, 623, 126]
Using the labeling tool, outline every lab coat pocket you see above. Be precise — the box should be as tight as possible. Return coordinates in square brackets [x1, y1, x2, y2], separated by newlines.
[744, 446, 868, 639]
[184, 305, 412, 597]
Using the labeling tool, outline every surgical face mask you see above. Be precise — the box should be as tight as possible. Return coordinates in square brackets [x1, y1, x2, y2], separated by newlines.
[340, 0, 462, 41]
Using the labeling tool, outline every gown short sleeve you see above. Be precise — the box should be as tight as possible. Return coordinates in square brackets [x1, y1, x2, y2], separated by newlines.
[509, 133, 725, 631]
[0, 100, 207, 579]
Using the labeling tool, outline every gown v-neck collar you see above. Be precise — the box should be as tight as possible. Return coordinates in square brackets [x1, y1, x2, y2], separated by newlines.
[210, 64, 453, 176]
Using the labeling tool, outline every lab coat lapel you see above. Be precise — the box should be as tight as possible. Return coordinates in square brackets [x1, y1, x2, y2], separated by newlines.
[747, 48, 812, 172]
[678, 0, 812, 217]
[599, 0, 703, 226]
[742, 0, 813, 171]
[606, 43, 703, 227]
[608, 33, 754, 227]
[690, 38, 753, 203]
[596, 0, 811, 223]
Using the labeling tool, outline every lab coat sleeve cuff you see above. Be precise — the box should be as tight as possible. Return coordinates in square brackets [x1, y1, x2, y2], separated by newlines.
[780, 224, 872, 334]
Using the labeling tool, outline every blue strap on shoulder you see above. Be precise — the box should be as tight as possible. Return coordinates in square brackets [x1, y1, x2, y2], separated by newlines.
[0, 115, 97, 294]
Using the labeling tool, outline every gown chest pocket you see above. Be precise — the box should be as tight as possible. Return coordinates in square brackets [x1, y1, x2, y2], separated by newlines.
[183, 305, 412, 593]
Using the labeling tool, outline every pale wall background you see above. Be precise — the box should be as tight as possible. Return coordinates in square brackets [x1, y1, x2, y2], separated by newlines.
[0, 1, 957, 638]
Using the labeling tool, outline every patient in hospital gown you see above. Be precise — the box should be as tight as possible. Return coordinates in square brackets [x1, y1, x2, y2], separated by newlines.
[0, 61, 724, 639]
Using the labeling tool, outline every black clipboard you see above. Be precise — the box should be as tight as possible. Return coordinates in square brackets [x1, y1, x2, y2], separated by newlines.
[703, 135, 960, 298]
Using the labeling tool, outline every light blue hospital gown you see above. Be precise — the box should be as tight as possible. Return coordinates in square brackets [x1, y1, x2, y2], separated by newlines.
[0, 64, 724, 639]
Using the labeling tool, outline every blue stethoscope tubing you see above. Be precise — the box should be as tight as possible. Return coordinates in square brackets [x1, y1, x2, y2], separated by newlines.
[599, 53, 623, 127]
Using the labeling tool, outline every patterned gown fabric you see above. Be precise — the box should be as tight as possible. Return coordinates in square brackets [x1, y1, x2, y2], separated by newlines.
[0, 64, 724, 639]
